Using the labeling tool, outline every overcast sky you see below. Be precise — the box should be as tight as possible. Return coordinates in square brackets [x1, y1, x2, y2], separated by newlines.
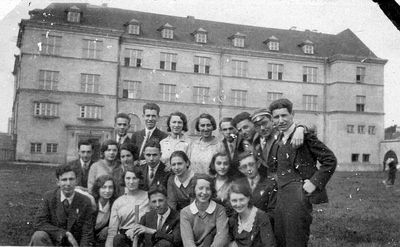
[0, 0, 399, 132]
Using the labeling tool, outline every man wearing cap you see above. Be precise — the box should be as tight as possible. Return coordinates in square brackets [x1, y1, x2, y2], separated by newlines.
[231, 112, 257, 154]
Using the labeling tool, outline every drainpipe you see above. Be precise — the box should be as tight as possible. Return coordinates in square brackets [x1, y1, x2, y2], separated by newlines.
[116, 35, 123, 115]
[322, 57, 328, 143]
[218, 49, 224, 121]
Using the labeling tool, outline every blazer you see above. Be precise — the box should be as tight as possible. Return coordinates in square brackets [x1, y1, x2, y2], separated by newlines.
[131, 128, 168, 159]
[252, 133, 277, 178]
[139, 162, 171, 191]
[139, 208, 182, 247]
[34, 189, 95, 246]
[68, 159, 95, 188]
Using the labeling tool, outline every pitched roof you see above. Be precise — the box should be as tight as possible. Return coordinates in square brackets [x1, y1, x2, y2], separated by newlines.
[26, 3, 380, 59]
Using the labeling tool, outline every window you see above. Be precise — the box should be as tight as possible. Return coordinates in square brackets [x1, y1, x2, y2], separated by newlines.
[80, 74, 99, 93]
[67, 11, 80, 23]
[351, 153, 359, 162]
[160, 53, 177, 71]
[122, 80, 141, 99]
[232, 60, 247, 77]
[267, 63, 283, 80]
[124, 49, 142, 67]
[303, 95, 318, 111]
[193, 86, 210, 104]
[368, 126, 376, 135]
[46, 143, 58, 153]
[195, 33, 207, 43]
[267, 92, 283, 102]
[233, 37, 244, 48]
[34, 102, 59, 117]
[194, 56, 210, 74]
[128, 24, 140, 35]
[356, 67, 366, 83]
[362, 154, 370, 162]
[356, 95, 366, 112]
[161, 29, 174, 39]
[303, 66, 317, 83]
[82, 39, 103, 59]
[31, 143, 42, 153]
[231, 89, 247, 106]
[303, 45, 314, 54]
[358, 125, 365, 134]
[347, 125, 354, 133]
[39, 70, 59, 90]
[40, 34, 61, 55]
[268, 41, 279, 51]
[79, 105, 102, 119]
[159, 83, 176, 102]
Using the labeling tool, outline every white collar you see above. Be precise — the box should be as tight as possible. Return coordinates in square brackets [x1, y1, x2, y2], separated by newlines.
[174, 170, 194, 188]
[80, 159, 90, 167]
[158, 206, 171, 219]
[189, 200, 217, 215]
[149, 162, 160, 173]
[60, 191, 75, 204]
[238, 207, 258, 233]
[247, 174, 260, 186]
[146, 127, 156, 136]
[282, 123, 296, 143]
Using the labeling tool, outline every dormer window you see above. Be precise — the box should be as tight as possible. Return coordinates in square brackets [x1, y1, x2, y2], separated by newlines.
[127, 19, 140, 35]
[230, 32, 246, 48]
[66, 5, 81, 23]
[264, 36, 280, 51]
[192, 28, 208, 44]
[300, 40, 314, 54]
[158, 23, 175, 40]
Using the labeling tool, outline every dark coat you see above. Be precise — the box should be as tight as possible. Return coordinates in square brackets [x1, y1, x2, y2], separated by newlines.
[34, 189, 95, 246]
[68, 159, 95, 188]
[139, 162, 171, 191]
[131, 128, 168, 159]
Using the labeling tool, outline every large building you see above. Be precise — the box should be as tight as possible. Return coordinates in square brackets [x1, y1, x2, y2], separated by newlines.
[11, 3, 387, 167]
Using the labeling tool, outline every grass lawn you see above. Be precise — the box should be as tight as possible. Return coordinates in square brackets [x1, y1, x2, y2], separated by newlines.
[0, 162, 399, 246]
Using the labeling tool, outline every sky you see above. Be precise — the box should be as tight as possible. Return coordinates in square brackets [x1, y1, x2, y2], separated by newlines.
[0, 0, 399, 132]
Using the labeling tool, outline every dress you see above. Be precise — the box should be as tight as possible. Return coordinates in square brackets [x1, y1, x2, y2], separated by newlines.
[160, 134, 191, 168]
[167, 172, 195, 211]
[188, 137, 220, 174]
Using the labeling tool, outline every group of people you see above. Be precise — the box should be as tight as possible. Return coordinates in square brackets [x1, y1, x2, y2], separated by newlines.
[30, 99, 337, 247]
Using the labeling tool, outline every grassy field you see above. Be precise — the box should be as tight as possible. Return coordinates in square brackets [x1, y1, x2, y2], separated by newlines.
[0, 162, 399, 246]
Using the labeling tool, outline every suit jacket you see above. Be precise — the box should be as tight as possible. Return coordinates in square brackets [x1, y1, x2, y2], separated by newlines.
[253, 133, 277, 177]
[131, 128, 168, 160]
[34, 189, 95, 246]
[139, 162, 170, 191]
[139, 208, 182, 247]
[68, 159, 95, 188]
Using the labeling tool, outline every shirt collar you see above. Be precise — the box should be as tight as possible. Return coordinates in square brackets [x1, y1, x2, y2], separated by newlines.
[282, 123, 296, 143]
[174, 170, 194, 188]
[158, 206, 171, 219]
[60, 190, 75, 204]
[189, 200, 217, 215]
[146, 127, 156, 137]
[247, 174, 260, 185]
[80, 159, 90, 167]
[98, 201, 110, 213]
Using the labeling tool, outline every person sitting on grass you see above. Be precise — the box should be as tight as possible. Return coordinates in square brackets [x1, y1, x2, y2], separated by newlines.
[29, 164, 95, 247]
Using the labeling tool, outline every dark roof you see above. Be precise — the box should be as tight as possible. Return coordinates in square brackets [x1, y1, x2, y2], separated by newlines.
[26, 3, 380, 59]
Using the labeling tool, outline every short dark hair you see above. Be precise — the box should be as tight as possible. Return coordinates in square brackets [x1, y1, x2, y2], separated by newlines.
[231, 112, 251, 128]
[219, 117, 233, 129]
[148, 184, 168, 199]
[100, 139, 118, 159]
[191, 174, 216, 200]
[195, 113, 217, 132]
[170, 150, 190, 167]
[91, 175, 118, 205]
[120, 166, 144, 187]
[228, 179, 253, 207]
[78, 140, 93, 150]
[167, 112, 188, 132]
[114, 112, 131, 124]
[55, 164, 76, 179]
[143, 138, 161, 153]
[269, 98, 293, 114]
[120, 142, 138, 158]
[209, 152, 232, 177]
[143, 103, 160, 115]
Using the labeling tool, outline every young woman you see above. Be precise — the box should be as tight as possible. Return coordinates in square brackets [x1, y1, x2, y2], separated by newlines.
[160, 112, 191, 168]
[167, 150, 195, 211]
[88, 140, 124, 193]
[119, 142, 138, 170]
[105, 166, 149, 247]
[187, 113, 220, 174]
[91, 175, 118, 247]
[180, 174, 229, 247]
[209, 152, 233, 205]
[228, 181, 276, 247]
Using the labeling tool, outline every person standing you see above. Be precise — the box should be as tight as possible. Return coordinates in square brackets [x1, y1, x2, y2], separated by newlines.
[269, 98, 337, 247]
[68, 140, 95, 191]
[383, 151, 398, 186]
[114, 113, 138, 159]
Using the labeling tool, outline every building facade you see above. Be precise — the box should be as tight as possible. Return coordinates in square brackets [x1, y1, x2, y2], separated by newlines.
[11, 3, 386, 166]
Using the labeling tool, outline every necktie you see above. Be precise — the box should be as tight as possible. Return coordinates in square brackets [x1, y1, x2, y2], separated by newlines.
[149, 168, 155, 179]
[157, 215, 163, 231]
[63, 199, 70, 212]
[139, 131, 150, 157]
[229, 143, 235, 158]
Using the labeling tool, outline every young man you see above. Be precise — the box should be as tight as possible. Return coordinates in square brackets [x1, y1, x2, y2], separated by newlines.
[30, 164, 94, 247]
[127, 185, 182, 247]
[114, 113, 132, 145]
[269, 98, 337, 247]
[140, 140, 170, 191]
[131, 103, 168, 160]
[219, 117, 239, 161]
[68, 140, 95, 190]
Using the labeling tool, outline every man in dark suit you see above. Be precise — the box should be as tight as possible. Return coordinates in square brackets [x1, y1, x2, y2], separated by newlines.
[127, 185, 182, 247]
[269, 98, 337, 247]
[131, 103, 168, 161]
[140, 140, 170, 191]
[29, 164, 95, 246]
[68, 140, 95, 191]
[218, 117, 242, 178]
[114, 112, 139, 160]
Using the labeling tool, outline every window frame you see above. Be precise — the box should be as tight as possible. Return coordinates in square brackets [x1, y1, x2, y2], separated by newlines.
[82, 39, 103, 60]
[31, 143, 42, 153]
[232, 60, 247, 77]
[34, 102, 59, 117]
[160, 52, 177, 71]
[193, 86, 210, 104]
[79, 105, 103, 120]
[362, 154, 370, 163]
[124, 49, 142, 67]
[122, 80, 142, 99]
[268, 41, 280, 51]
[356, 67, 366, 83]
[303, 66, 318, 83]
[346, 125, 354, 133]
[303, 44, 314, 54]
[67, 11, 80, 23]
[303, 94, 318, 111]
[267, 63, 283, 80]
[267, 92, 283, 102]
[195, 33, 207, 43]
[46, 143, 58, 153]
[231, 89, 247, 107]
[40, 34, 61, 55]
[161, 29, 174, 39]
[128, 24, 140, 35]
[358, 125, 365, 134]
[159, 83, 177, 102]
[356, 95, 366, 112]
[80, 73, 100, 94]
[39, 70, 59, 90]
[351, 153, 359, 162]
[194, 56, 210, 74]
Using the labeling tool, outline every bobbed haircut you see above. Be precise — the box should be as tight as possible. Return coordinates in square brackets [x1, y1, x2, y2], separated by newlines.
[228, 179, 253, 207]
[91, 175, 118, 205]
[191, 173, 217, 200]
[100, 139, 119, 159]
[148, 184, 168, 199]
[120, 142, 137, 157]
[167, 112, 188, 132]
[195, 113, 217, 132]
[55, 164, 76, 179]
[143, 103, 160, 115]
[208, 152, 233, 178]
[269, 98, 293, 114]
[78, 139, 93, 150]
[114, 112, 131, 123]
[170, 150, 191, 167]
[120, 165, 144, 187]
